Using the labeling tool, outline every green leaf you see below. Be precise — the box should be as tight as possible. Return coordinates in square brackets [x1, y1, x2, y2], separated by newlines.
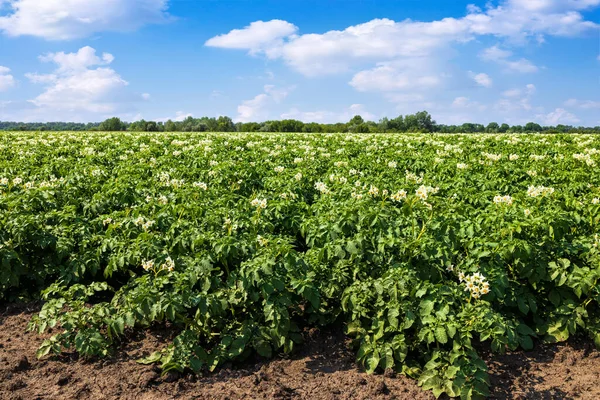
[435, 327, 448, 344]
[388, 308, 400, 330]
[255, 341, 272, 358]
[365, 349, 380, 374]
[519, 335, 534, 350]
[549, 290, 561, 307]
[138, 351, 162, 365]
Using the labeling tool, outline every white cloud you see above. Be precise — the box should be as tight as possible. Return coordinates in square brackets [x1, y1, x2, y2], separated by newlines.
[13, 46, 147, 121]
[480, 45, 539, 73]
[565, 98, 600, 109]
[526, 83, 536, 95]
[235, 84, 293, 122]
[451, 96, 487, 111]
[350, 61, 442, 92]
[0, 0, 170, 40]
[0, 66, 15, 91]
[495, 83, 538, 112]
[156, 111, 193, 123]
[384, 93, 426, 103]
[206, 1, 597, 78]
[208, 17, 472, 77]
[205, 20, 298, 58]
[452, 97, 471, 107]
[505, 0, 600, 13]
[470, 72, 493, 87]
[503, 88, 522, 97]
[280, 103, 377, 123]
[465, 0, 599, 39]
[536, 108, 580, 125]
[505, 58, 539, 73]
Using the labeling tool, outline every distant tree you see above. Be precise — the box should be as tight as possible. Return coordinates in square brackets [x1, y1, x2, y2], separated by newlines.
[99, 117, 126, 131]
[164, 119, 177, 132]
[349, 123, 370, 133]
[302, 122, 323, 133]
[349, 115, 364, 126]
[461, 123, 477, 133]
[389, 115, 405, 132]
[217, 116, 235, 132]
[405, 111, 435, 132]
[145, 121, 159, 132]
[377, 117, 390, 132]
[239, 122, 261, 132]
[280, 119, 304, 132]
[524, 122, 543, 132]
[499, 123, 510, 133]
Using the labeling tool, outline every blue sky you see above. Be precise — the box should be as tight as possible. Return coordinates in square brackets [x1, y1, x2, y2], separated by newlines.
[0, 0, 599, 126]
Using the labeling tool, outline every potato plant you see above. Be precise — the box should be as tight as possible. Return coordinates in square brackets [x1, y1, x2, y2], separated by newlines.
[1, 131, 599, 399]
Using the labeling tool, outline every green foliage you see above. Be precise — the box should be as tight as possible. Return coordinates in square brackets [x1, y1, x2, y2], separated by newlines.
[1, 131, 600, 398]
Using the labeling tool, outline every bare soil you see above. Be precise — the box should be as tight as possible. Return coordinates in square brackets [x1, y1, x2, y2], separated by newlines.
[1, 303, 599, 399]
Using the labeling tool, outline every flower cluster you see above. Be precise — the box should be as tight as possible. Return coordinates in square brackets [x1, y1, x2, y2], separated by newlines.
[390, 190, 407, 202]
[223, 217, 238, 232]
[368, 185, 379, 197]
[251, 198, 267, 209]
[257, 235, 269, 247]
[161, 256, 175, 272]
[141, 257, 175, 273]
[405, 171, 424, 184]
[134, 216, 156, 230]
[415, 185, 439, 201]
[573, 153, 596, 166]
[314, 181, 330, 194]
[193, 181, 208, 190]
[459, 272, 490, 299]
[481, 152, 502, 162]
[493, 195, 513, 205]
[527, 185, 554, 197]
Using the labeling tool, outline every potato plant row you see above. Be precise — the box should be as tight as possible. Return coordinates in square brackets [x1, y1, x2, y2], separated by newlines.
[1, 131, 599, 399]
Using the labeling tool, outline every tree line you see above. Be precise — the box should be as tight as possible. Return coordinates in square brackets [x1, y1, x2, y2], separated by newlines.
[1, 111, 599, 133]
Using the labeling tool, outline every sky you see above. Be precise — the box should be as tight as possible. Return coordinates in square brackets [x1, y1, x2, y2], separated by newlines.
[0, 0, 599, 126]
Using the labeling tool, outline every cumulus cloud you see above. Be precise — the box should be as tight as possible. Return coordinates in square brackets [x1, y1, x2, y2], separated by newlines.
[0, 0, 170, 40]
[536, 108, 580, 125]
[470, 72, 493, 87]
[480, 45, 539, 73]
[564, 98, 600, 109]
[0, 66, 15, 91]
[156, 111, 193, 123]
[280, 104, 377, 123]
[235, 84, 293, 122]
[350, 61, 442, 92]
[502, 88, 522, 97]
[206, 1, 596, 78]
[14, 46, 148, 121]
[451, 96, 487, 111]
[205, 20, 298, 58]
[495, 83, 538, 112]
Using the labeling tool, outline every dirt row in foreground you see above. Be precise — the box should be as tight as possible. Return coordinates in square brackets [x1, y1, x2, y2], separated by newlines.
[1, 303, 599, 399]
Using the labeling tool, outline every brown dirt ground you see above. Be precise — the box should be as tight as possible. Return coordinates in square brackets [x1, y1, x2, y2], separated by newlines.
[1, 303, 599, 400]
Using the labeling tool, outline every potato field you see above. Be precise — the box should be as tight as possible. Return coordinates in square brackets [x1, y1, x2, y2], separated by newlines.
[1, 131, 600, 399]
